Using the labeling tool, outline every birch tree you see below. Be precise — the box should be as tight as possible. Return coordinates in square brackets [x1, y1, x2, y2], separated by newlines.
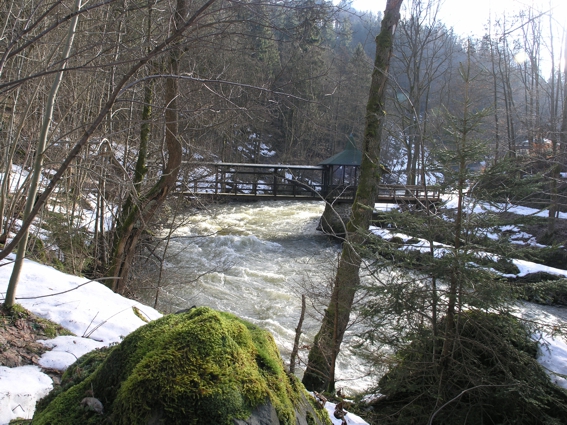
[4, 0, 83, 309]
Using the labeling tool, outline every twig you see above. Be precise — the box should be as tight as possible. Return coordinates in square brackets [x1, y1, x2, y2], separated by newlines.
[83, 307, 131, 339]
[1, 277, 120, 301]
[82, 311, 100, 338]
[0, 259, 16, 268]
[427, 384, 515, 425]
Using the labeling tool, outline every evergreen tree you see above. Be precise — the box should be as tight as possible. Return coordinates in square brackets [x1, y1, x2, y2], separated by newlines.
[353, 44, 567, 424]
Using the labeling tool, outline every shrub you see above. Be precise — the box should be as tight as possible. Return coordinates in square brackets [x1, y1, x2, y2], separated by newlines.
[368, 311, 567, 425]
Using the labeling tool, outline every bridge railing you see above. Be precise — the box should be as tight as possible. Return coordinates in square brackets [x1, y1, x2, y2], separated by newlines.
[180, 162, 441, 204]
[376, 185, 441, 202]
[180, 162, 326, 199]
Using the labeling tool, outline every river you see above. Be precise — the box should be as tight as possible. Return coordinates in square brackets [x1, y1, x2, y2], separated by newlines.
[146, 199, 567, 395]
[149, 200, 374, 392]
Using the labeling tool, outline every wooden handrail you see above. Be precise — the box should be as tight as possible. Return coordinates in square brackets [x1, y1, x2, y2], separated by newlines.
[180, 162, 441, 203]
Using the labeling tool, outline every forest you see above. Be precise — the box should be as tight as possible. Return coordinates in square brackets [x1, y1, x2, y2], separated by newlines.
[2, 0, 567, 423]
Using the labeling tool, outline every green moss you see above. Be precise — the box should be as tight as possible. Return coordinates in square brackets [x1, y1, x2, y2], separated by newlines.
[304, 387, 332, 425]
[131, 306, 149, 323]
[1, 304, 73, 339]
[33, 307, 325, 425]
[34, 346, 115, 415]
[5, 303, 27, 315]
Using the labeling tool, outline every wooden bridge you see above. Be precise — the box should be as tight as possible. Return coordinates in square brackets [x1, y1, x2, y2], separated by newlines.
[179, 162, 440, 205]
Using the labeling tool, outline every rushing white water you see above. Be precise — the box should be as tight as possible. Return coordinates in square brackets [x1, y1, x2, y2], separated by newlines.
[154, 200, 374, 392]
[152, 199, 567, 395]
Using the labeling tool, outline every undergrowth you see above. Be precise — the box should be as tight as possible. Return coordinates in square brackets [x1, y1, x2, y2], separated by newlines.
[364, 311, 567, 425]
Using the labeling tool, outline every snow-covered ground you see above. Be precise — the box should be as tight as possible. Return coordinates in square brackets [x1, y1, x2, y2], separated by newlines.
[0, 255, 162, 423]
[442, 192, 567, 220]
[0, 255, 366, 424]
[368, 224, 567, 387]
[370, 195, 567, 396]
[369, 226, 567, 279]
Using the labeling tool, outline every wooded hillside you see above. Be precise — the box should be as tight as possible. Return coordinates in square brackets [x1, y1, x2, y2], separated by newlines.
[0, 0, 565, 292]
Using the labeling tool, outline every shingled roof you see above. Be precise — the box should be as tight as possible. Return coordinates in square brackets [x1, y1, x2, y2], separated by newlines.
[318, 135, 361, 166]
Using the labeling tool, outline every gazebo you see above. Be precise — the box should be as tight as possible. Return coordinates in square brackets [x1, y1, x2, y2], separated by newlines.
[319, 135, 361, 200]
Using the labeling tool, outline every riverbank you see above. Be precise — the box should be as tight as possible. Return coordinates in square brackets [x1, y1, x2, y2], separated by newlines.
[2, 197, 567, 423]
[0, 253, 369, 424]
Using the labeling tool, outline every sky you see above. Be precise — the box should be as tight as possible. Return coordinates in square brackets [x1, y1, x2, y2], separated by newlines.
[348, 0, 567, 37]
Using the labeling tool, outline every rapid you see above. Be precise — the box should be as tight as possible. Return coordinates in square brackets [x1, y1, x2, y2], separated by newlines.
[152, 200, 374, 392]
[148, 199, 567, 394]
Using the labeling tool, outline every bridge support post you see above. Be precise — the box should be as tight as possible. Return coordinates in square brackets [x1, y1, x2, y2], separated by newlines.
[318, 202, 351, 238]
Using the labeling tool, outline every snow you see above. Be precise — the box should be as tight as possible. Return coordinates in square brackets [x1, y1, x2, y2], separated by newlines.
[38, 336, 106, 370]
[509, 259, 567, 278]
[442, 193, 567, 219]
[0, 365, 52, 423]
[372, 192, 567, 219]
[369, 228, 567, 280]
[369, 197, 567, 396]
[372, 193, 567, 280]
[0, 255, 366, 424]
[0, 255, 162, 423]
[0, 164, 29, 192]
[260, 143, 276, 158]
[324, 401, 368, 425]
[536, 334, 567, 389]
[1, 194, 567, 423]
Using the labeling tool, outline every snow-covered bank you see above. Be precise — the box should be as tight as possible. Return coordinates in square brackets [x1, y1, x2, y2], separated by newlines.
[369, 226, 567, 280]
[1, 190, 566, 424]
[442, 193, 567, 220]
[369, 216, 567, 392]
[0, 256, 365, 425]
[0, 255, 162, 423]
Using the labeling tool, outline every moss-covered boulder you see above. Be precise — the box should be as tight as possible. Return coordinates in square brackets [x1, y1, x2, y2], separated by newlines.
[32, 307, 331, 425]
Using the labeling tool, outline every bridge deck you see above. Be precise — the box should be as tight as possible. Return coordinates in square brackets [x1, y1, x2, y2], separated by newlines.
[180, 162, 440, 204]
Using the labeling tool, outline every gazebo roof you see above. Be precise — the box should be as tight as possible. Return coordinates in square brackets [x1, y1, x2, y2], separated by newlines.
[318, 136, 361, 166]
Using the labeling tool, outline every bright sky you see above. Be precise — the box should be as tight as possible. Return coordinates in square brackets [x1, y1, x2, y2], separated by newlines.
[349, 0, 567, 37]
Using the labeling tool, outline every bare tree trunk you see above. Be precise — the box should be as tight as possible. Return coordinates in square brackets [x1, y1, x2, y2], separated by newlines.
[557, 31, 567, 226]
[0, 0, 217, 271]
[108, 0, 186, 294]
[487, 24, 501, 164]
[302, 0, 403, 393]
[289, 294, 306, 374]
[547, 28, 567, 237]
[4, 0, 82, 308]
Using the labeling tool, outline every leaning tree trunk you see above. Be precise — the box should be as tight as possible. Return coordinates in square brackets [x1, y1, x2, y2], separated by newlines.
[4, 0, 82, 309]
[108, 0, 185, 294]
[302, 0, 403, 393]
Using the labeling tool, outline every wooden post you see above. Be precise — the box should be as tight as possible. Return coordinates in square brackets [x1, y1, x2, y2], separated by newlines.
[273, 168, 278, 197]
[215, 166, 219, 195]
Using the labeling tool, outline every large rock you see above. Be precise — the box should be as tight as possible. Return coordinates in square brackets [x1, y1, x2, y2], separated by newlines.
[32, 307, 331, 425]
[318, 202, 351, 237]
